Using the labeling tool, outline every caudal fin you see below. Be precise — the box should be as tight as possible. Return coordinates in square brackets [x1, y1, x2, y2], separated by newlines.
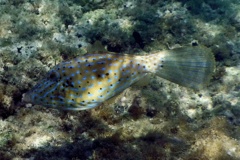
[154, 46, 215, 90]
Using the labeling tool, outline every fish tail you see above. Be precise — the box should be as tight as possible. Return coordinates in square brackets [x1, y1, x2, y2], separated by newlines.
[147, 46, 215, 90]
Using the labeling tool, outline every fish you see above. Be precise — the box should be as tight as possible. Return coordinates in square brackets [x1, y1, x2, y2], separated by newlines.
[22, 46, 215, 110]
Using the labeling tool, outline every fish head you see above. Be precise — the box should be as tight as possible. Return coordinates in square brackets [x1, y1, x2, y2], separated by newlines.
[22, 65, 101, 110]
[22, 69, 67, 108]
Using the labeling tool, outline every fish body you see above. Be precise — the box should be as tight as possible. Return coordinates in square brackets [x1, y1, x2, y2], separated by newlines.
[22, 46, 215, 110]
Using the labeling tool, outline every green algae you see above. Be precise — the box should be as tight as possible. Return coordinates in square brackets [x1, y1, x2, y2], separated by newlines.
[0, 131, 13, 149]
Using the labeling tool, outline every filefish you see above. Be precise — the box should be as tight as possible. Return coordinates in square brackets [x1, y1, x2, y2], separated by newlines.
[22, 46, 215, 110]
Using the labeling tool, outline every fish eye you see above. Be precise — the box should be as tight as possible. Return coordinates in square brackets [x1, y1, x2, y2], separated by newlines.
[48, 71, 59, 81]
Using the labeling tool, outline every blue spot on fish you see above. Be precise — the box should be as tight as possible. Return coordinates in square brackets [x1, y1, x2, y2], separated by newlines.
[98, 87, 105, 92]
[68, 66, 74, 69]
[97, 61, 105, 64]
[88, 84, 94, 88]
[109, 84, 115, 88]
[88, 93, 93, 97]
[69, 88, 79, 92]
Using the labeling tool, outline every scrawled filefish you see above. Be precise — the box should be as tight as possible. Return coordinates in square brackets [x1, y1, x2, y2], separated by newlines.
[22, 46, 215, 110]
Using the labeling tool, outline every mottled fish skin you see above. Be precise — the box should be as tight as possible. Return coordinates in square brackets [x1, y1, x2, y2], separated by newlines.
[23, 54, 160, 110]
[22, 46, 215, 110]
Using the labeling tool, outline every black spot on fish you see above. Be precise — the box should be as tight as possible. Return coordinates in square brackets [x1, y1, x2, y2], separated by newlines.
[65, 80, 74, 87]
[49, 72, 58, 81]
